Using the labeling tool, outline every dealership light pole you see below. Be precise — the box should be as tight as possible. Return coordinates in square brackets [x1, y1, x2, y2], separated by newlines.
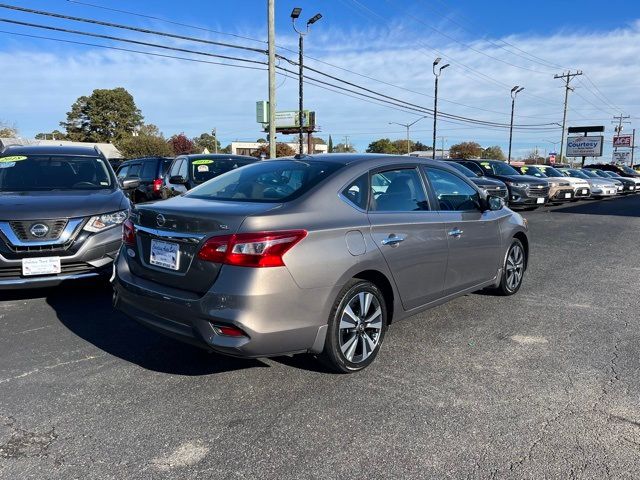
[292, 8, 322, 155]
[267, 0, 276, 159]
[554, 70, 582, 162]
[432, 58, 450, 159]
[507, 86, 524, 164]
[389, 116, 428, 154]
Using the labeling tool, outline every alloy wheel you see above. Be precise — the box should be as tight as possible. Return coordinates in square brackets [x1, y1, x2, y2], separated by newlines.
[338, 291, 383, 363]
[505, 244, 525, 291]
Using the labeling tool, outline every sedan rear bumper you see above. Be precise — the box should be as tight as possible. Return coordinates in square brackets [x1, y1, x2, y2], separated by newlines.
[112, 253, 335, 358]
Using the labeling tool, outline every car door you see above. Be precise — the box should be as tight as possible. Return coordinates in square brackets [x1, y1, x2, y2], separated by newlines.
[423, 166, 502, 295]
[165, 158, 188, 196]
[367, 166, 449, 310]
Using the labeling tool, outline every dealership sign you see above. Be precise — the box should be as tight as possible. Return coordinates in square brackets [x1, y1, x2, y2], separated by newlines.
[612, 151, 632, 164]
[613, 135, 633, 148]
[566, 135, 603, 157]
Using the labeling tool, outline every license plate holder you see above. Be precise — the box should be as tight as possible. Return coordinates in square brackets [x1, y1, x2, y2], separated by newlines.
[22, 257, 61, 276]
[150, 239, 180, 270]
[564, 192, 571, 198]
[581, 189, 588, 195]
[536, 197, 545, 204]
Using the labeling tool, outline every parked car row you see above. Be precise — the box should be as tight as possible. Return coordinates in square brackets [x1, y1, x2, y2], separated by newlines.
[444, 159, 640, 210]
[2, 144, 636, 372]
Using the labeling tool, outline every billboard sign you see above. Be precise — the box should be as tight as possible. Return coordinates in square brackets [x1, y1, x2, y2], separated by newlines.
[256, 101, 269, 124]
[612, 151, 632, 164]
[274, 110, 311, 129]
[549, 152, 556, 164]
[613, 135, 632, 148]
[566, 136, 603, 157]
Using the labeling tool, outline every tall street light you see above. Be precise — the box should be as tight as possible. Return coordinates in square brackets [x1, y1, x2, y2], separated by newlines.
[507, 86, 525, 164]
[389, 116, 429, 154]
[432, 57, 450, 159]
[291, 8, 322, 156]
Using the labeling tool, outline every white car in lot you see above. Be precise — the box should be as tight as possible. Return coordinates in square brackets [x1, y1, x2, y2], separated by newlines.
[535, 165, 591, 200]
[559, 169, 618, 198]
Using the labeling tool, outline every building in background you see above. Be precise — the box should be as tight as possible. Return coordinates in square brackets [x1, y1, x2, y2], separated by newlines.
[409, 149, 449, 158]
[231, 141, 328, 156]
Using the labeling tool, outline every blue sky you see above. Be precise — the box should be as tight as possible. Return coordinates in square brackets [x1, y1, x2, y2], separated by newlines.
[1, 0, 639, 157]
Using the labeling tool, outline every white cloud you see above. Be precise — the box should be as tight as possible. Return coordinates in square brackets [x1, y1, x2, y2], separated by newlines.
[1, 18, 639, 158]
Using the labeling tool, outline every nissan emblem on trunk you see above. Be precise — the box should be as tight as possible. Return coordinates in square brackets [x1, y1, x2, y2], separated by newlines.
[156, 214, 166, 227]
[30, 223, 49, 238]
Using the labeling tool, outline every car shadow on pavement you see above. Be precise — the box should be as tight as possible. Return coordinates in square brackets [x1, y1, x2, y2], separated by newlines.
[548, 195, 640, 217]
[4, 281, 271, 376]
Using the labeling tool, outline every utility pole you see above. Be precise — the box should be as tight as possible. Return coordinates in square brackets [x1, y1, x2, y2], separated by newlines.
[554, 70, 582, 162]
[432, 58, 450, 159]
[507, 86, 524, 164]
[632, 128, 636, 167]
[267, 0, 276, 159]
[438, 136, 446, 157]
[292, 8, 322, 156]
[212, 128, 218, 154]
[389, 116, 428, 155]
[343, 136, 350, 152]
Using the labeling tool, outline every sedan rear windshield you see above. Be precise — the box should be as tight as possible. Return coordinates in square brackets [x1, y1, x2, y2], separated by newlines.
[186, 160, 343, 202]
[0, 155, 113, 191]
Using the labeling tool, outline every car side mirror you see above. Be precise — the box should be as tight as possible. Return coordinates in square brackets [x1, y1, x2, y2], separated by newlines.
[169, 175, 187, 185]
[120, 178, 140, 190]
[487, 195, 505, 211]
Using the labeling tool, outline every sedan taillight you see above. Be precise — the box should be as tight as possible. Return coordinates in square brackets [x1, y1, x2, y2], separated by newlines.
[122, 219, 136, 246]
[198, 230, 307, 267]
[152, 178, 163, 192]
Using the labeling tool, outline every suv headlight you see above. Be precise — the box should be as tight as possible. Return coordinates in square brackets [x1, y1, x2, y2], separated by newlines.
[506, 181, 528, 188]
[84, 210, 128, 232]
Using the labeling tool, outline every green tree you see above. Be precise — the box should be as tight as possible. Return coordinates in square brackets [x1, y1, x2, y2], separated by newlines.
[116, 135, 173, 159]
[328, 135, 334, 153]
[61, 87, 143, 142]
[137, 123, 163, 137]
[193, 131, 221, 153]
[392, 139, 416, 154]
[413, 141, 432, 151]
[449, 141, 483, 159]
[366, 138, 397, 154]
[333, 142, 356, 153]
[481, 145, 505, 160]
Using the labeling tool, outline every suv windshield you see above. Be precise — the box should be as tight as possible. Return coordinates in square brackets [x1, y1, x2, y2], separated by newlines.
[581, 169, 599, 178]
[0, 154, 113, 192]
[605, 171, 620, 177]
[519, 166, 547, 178]
[481, 161, 520, 176]
[620, 166, 638, 175]
[446, 162, 478, 178]
[565, 169, 588, 179]
[191, 157, 256, 184]
[186, 160, 343, 202]
[540, 167, 564, 177]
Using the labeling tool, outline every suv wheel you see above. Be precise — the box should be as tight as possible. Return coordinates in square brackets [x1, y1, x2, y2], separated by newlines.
[321, 280, 387, 373]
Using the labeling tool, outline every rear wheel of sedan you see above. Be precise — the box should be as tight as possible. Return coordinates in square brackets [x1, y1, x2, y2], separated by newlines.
[494, 238, 526, 296]
[321, 279, 388, 373]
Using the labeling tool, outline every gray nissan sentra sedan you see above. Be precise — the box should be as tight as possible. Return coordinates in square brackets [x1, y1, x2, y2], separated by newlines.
[0, 145, 129, 289]
[113, 154, 529, 372]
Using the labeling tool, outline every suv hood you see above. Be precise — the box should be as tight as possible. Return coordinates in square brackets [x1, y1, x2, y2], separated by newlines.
[0, 189, 127, 220]
[470, 177, 506, 188]
[548, 176, 588, 188]
[491, 174, 547, 185]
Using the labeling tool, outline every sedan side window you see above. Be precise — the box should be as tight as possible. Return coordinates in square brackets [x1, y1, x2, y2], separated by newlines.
[460, 162, 484, 176]
[341, 173, 369, 210]
[126, 163, 142, 178]
[116, 165, 128, 179]
[424, 167, 481, 212]
[178, 159, 189, 178]
[169, 159, 183, 178]
[370, 168, 429, 212]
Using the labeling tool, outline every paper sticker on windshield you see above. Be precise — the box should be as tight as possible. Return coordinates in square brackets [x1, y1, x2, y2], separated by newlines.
[197, 165, 209, 172]
[0, 155, 27, 163]
[480, 162, 491, 169]
[192, 159, 214, 165]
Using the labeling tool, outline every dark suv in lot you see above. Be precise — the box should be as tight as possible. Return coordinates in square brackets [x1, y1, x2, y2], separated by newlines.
[443, 161, 509, 203]
[587, 163, 640, 179]
[453, 159, 549, 209]
[162, 154, 257, 197]
[0, 145, 129, 289]
[116, 157, 173, 204]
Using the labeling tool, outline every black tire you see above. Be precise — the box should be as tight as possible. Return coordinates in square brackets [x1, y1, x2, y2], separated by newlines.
[492, 238, 526, 296]
[320, 279, 388, 373]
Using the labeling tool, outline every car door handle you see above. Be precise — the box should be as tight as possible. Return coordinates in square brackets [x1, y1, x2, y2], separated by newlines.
[381, 234, 406, 246]
[448, 228, 464, 238]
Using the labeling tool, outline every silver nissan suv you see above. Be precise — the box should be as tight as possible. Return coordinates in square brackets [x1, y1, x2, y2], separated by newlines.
[0, 145, 129, 289]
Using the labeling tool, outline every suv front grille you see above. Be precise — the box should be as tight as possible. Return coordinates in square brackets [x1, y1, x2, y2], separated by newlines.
[0, 262, 95, 279]
[526, 185, 549, 197]
[485, 187, 508, 199]
[9, 219, 68, 241]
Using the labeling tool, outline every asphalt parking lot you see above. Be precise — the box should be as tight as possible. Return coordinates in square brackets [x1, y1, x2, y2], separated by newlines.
[1, 195, 639, 479]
